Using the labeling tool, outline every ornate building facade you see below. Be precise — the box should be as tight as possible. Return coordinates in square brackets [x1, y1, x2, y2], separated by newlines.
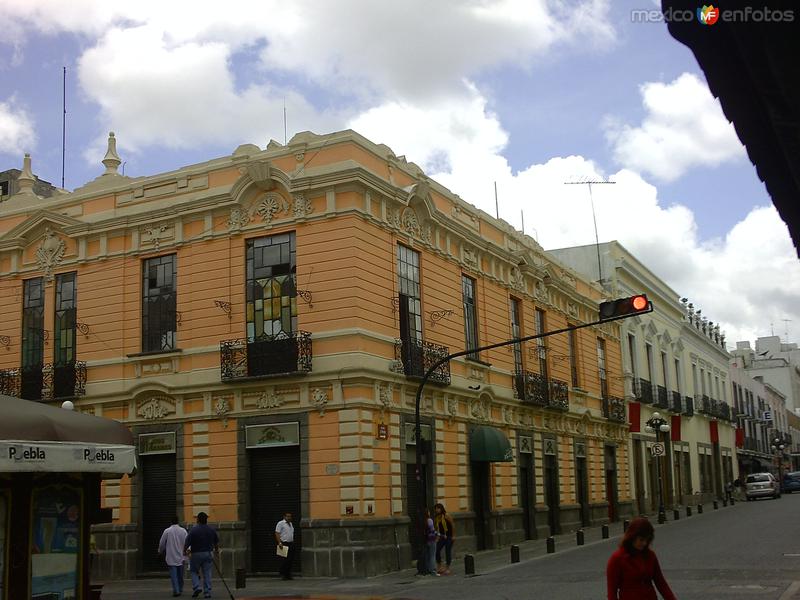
[0, 130, 631, 578]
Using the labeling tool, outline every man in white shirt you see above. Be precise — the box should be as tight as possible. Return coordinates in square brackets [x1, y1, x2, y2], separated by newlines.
[274, 512, 295, 580]
[158, 516, 188, 597]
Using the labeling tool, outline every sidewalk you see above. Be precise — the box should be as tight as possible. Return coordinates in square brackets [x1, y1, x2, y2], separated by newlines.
[98, 502, 740, 599]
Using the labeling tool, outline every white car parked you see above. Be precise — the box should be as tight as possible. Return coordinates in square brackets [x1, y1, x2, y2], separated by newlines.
[745, 472, 781, 500]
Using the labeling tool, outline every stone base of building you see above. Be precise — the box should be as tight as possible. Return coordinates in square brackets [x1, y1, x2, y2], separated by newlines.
[301, 516, 412, 577]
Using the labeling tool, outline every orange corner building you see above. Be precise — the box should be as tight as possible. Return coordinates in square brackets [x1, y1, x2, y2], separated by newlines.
[0, 130, 632, 578]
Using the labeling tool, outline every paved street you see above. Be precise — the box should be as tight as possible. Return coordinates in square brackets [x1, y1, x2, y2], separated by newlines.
[102, 494, 800, 599]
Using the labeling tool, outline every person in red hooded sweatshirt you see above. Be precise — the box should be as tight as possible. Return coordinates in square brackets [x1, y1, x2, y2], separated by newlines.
[607, 517, 677, 600]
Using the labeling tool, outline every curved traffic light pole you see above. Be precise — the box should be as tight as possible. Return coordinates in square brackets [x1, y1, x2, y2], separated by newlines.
[412, 298, 652, 570]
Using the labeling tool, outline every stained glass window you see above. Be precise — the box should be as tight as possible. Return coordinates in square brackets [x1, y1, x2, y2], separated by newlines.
[55, 272, 77, 366]
[246, 233, 297, 340]
[142, 255, 177, 352]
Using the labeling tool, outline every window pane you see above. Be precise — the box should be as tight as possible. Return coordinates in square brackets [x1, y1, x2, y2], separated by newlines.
[246, 233, 296, 340]
[142, 255, 177, 352]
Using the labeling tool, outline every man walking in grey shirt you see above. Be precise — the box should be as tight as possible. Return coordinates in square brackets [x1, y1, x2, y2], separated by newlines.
[158, 516, 188, 597]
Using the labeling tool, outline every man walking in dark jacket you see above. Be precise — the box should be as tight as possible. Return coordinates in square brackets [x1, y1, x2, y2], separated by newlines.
[184, 512, 219, 598]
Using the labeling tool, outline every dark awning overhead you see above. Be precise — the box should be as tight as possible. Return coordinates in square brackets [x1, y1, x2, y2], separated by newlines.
[0, 394, 132, 445]
[470, 426, 513, 462]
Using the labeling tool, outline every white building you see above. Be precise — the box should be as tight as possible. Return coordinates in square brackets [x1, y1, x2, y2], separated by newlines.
[731, 337, 800, 415]
[550, 241, 737, 510]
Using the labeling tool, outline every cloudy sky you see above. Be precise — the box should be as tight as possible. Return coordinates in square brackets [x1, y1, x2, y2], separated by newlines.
[1, 0, 798, 347]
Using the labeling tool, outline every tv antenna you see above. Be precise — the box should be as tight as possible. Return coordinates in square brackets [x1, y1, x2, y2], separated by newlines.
[564, 176, 616, 285]
[782, 319, 792, 343]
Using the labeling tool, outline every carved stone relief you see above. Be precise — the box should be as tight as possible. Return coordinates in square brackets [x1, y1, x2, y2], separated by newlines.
[35, 227, 66, 282]
[137, 396, 176, 420]
[400, 208, 420, 237]
[227, 206, 251, 229]
[470, 397, 490, 422]
[292, 194, 313, 218]
[256, 194, 283, 223]
[256, 391, 283, 410]
[141, 223, 173, 251]
[312, 388, 329, 416]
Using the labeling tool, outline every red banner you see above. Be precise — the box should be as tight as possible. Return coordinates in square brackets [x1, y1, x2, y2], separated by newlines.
[671, 415, 681, 442]
[629, 402, 641, 432]
[736, 428, 745, 448]
[710, 420, 719, 444]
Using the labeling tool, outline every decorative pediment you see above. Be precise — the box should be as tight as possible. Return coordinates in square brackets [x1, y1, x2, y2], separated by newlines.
[672, 338, 685, 354]
[646, 321, 659, 337]
[0, 210, 83, 244]
[660, 330, 673, 346]
[245, 160, 275, 191]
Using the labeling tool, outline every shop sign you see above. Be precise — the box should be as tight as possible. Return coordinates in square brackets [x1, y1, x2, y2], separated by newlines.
[377, 423, 389, 440]
[245, 422, 299, 448]
[139, 432, 176, 455]
[0, 441, 136, 474]
[404, 423, 432, 445]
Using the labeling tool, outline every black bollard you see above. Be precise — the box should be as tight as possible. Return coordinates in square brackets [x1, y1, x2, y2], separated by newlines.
[235, 568, 246, 589]
[731, 496, 735, 505]
[723, 498, 728, 507]
[686, 505, 692, 517]
[511, 544, 520, 563]
[546, 537, 555, 554]
[673, 509, 680, 521]
[464, 554, 475, 575]
[602, 524, 609, 539]
[623, 519, 630, 532]
[713, 500, 718, 510]
[577, 529, 584, 546]
[697, 504, 703, 514]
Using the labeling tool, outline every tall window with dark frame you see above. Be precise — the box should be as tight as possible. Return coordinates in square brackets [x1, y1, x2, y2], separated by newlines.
[245, 233, 298, 375]
[597, 337, 608, 399]
[398, 245, 423, 344]
[462, 275, 479, 360]
[21, 277, 45, 400]
[509, 298, 523, 375]
[534, 308, 548, 379]
[54, 272, 78, 398]
[568, 326, 579, 387]
[142, 255, 177, 353]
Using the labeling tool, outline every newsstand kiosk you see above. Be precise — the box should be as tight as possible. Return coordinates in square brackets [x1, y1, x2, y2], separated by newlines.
[0, 394, 135, 600]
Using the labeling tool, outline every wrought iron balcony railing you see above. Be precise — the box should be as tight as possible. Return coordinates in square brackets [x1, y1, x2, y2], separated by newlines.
[394, 337, 451, 386]
[0, 362, 86, 401]
[602, 396, 626, 423]
[655, 385, 669, 409]
[717, 401, 732, 422]
[636, 378, 654, 404]
[683, 396, 694, 417]
[220, 331, 312, 382]
[514, 370, 569, 411]
[699, 395, 712, 414]
[671, 391, 682, 413]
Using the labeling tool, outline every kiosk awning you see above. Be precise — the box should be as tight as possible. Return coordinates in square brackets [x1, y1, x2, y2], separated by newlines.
[470, 426, 513, 462]
[0, 394, 135, 475]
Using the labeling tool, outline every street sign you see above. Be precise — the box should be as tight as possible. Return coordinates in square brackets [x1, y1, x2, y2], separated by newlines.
[764, 410, 773, 422]
[651, 442, 665, 457]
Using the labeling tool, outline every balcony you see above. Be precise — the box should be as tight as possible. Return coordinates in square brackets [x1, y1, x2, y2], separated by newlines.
[699, 395, 712, 414]
[670, 391, 682, 413]
[514, 370, 569, 411]
[717, 401, 732, 421]
[683, 396, 694, 417]
[394, 337, 451, 386]
[636, 378, 654, 404]
[655, 385, 669, 409]
[602, 396, 626, 423]
[220, 331, 312, 382]
[0, 362, 87, 401]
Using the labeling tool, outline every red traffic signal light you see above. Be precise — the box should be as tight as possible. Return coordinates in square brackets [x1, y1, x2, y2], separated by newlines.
[599, 294, 652, 321]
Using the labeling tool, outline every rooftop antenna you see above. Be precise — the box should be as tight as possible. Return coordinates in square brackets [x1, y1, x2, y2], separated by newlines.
[62, 66, 66, 189]
[283, 97, 287, 145]
[494, 181, 499, 220]
[782, 319, 792, 343]
[521, 209, 525, 235]
[564, 176, 616, 285]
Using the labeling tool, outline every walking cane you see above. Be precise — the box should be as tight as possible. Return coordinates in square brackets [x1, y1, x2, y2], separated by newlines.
[212, 556, 235, 600]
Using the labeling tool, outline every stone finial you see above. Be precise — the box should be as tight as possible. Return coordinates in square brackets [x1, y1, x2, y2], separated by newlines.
[17, 153, 36, 194]
[102, 131, 122, 175]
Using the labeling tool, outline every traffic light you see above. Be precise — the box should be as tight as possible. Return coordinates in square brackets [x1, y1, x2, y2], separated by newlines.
[599, 294, 652, 321]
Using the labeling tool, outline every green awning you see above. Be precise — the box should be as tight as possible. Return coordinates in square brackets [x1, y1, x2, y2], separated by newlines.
[470, 426, 513, 462]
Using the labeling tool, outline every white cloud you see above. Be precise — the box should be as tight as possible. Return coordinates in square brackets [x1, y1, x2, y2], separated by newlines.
[0, 97, 35, 155]
[351, 88, 799, 346]
[604, 72, 746, 182]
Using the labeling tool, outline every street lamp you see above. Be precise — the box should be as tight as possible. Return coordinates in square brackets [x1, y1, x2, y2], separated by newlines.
[645, 412, 671, 524]
[772, 436, 786, 494]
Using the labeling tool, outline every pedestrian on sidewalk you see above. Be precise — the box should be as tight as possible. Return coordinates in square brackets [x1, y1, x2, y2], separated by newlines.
[184, 512, 219, 599]
[158, 516, 188, 597]
[434, 503, 455, 575]
[423, 508, 439, 576]
[606, 517, 677, 600]
[275, 512, 295, 580]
